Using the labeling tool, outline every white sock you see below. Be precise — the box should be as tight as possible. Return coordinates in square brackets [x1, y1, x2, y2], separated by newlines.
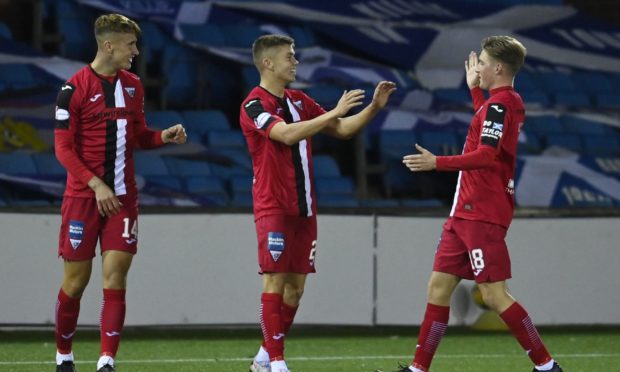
[254, 345, 270, 363]
[535, 359, 556, 371]
[270, 359, 288, 371]
[56, 351, 74, 365]
[411, 366, 423, 372]
[97, 355, 114, 370]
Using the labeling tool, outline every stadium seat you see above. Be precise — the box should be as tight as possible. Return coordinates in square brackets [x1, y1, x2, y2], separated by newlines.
[134, 153, 169, 176]
[0, 21, 12, 39]
[0, 152, 38, 175]
[596, 94, 620, 110]
[185, 175, 229, 206]
[518, 131, 542, 154]
[0, 64, 39, 91]
[315, 177, 355, 197]
[433, 88, 471, 107]
[582, 135, 620, 157]
[520, 91, 550, 108]
[221, 24, 268, 48]
[379, 130, 417, 161]
[144, 175, 184, 191]
[537, 71, 577, 94]
[288, 26, 316, 48]
[207, 131, 246, 149]
[230, 193, 253, 207]
[571, 71, 615, 95]
[242, 65, 260, 92]
[229, 175, 253, 195]
[58, 18, 95, 61]
[31, 153, 66, 176]
[313, 155, 342, 177]
[217, 148, 252, 169]
[303, 85, 343, 107]
[359, 199, 400, 208]
[182, 110, 231, 137]
[562, 116, 614, 135]
[545, 133, 583, 153]
[524, 115, 564, 135]
[145, 110, 184, 130]
[553, 92, 591, 108]
[513, 70, 540, 92]
[164, 156, 211, 176]
[179, 24, 226, 48]
[400, 198, 444, 208]
[316, 194, 359, 208]
[418, 130, 459, 155]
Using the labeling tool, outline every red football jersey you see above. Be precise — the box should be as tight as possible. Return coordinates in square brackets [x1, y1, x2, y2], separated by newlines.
[54, 65, 164, 198]
[436, 86, 524, 228]
[240, 86, 326, 219]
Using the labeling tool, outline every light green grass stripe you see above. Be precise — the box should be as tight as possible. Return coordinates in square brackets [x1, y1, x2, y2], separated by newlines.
[3, 353, 620, 365]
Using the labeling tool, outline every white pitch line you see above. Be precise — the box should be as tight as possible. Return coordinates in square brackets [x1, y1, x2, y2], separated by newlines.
[2, 353, 619, 365]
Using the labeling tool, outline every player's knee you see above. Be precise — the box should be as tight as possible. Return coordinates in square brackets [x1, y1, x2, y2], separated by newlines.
[426, 280, 452, 305]
[62, 277, 89, 297]
[283, 285, 304, 304]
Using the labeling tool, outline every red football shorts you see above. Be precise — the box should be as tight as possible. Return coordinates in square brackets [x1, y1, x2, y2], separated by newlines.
[255, 214, 317, 274]
[433, 217, 511, 283]
[58, 195, 139, 260]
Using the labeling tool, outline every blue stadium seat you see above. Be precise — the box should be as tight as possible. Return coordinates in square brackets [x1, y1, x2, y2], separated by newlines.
[571, 71, 615, 95]
[317, 194, 359, 208]
[537, 71, 577, 94]
[231, 193, 253, 207]
[0, 152, 38, 175]
[0, 22, 12, 39]
[185, 175, 229, 206]
[359, 199, 400, 208]
[164, 157, 211, 176]
[304, 85, 343, 107]
[31, 153, 66, 176]
[209, 163, 251, 180]
[513, 70, 540, 92]
[179, 24, 226, 47]
[582, 135, 620, 157]
[288, 26, 316, 48]
[315, 177, 355, 197]
[518, 131, 542, 154]
[553, 93, 591, 108]
[217, 148, 252, 169]
[145, 110, 184, 130]
[596, 94, 620, 110]
[134, 153, 169, 176]
[562, 116, 614, 135]
[144, 175, 184, 191]
[182, 110, 231, 137]
[379, 130, 417, 161]
[8, 199, 52, 207]
[221, 24, 268, 48]
[520, 91, 550, 108]
[433, 88, 470, 107]
[545, 133, 582, 153]
[313, 155, 342, 177]
[524, 115, 564, 135]
[58, 18, 95, 61]
[207, 130, 246, 149]
[419, 131, 459, 155]
[242, 65, 260, 91]
[0, 64, 39, 91]
[400, 198, 444, 208]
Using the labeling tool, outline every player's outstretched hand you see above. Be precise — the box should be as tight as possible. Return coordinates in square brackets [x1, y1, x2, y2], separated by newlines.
[402, 143, 437, 172]
[371, 81, 397, 109]
[333, 89, 365, 117]
[465, 51, 480, 89]
[162, 124, 187, 144]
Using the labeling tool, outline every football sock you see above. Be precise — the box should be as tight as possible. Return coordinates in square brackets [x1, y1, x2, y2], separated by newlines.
[258, 302, 298, 361]
[56, 351, 74, 365]
[412, 303, 450, 371]
[270, 359, 288, 371]
[260, 292, 285, 361]
[535, 359, 557, 371]
[410, 366, 424, 372]
[254, 345, 270, 363]
[100, 288, 126, 358]
[55, 288, 80, 354]
[97, 355, 115, 370]
[500, 302, 552, 366]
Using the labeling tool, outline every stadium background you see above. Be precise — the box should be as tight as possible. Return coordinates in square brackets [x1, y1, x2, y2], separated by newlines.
[0, 0, 619, 371]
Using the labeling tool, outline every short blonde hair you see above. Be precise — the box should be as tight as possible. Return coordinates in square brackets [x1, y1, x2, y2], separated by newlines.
[482, 35, 526, 75]
[252, 34, 294, 70]
[94, 13, 141, 40]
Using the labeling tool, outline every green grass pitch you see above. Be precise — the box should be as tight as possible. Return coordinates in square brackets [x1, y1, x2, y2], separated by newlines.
[1, 326, 619, 371]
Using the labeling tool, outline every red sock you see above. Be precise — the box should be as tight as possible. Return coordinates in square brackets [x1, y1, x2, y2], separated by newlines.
[260, 293, 284, 361]
[500, 302, 552, 366]
[100, 289, 126, 358]
[55, 289, 81, 354]
[262, 302, 299, 349]
[412, 303, 450, 372]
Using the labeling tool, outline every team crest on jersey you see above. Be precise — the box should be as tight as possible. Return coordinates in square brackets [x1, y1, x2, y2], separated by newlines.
[267, 232, 285, 262]
[293, 100, 303, 111]
[68, 220, 84, 250]
[124, 87, 135, 98]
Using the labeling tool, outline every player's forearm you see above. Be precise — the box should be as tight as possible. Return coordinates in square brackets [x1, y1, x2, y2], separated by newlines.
[470, 87, 486, 111]
[136, 127, 165, 149]
[272, 110, 338, 145]
[54, 133, 96, 184]
[330, 102, 381, 139]
[436, 146, 496, 171]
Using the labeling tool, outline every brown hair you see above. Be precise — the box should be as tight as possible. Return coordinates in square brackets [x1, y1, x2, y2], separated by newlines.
[481, 35, 526, 75]
[94, 13, 141, 40]
[252, 34, 294, 70]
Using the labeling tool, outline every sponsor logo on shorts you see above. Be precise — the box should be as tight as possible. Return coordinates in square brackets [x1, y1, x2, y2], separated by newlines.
[267, 232, 285, 262]
[69, 220, 84, 250]
[125, 238, 137, 245]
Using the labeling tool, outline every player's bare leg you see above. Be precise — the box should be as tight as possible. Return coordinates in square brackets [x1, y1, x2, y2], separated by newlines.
[97, 251, 133, 372]
[480, 281, 563, 371]
[56, 259, 92, 372]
